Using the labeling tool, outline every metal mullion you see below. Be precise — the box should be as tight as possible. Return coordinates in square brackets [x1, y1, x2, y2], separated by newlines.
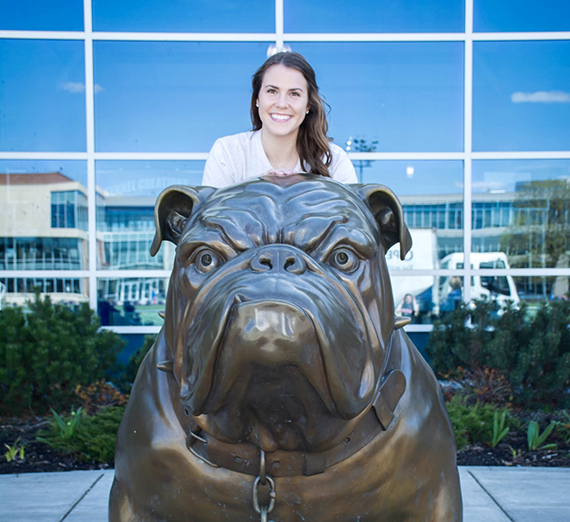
[347, 152, 465, 161]
[0, 152, 88, 159]
[91, 32, 276, 42]
[0, 271, 89, 278]
[275, 0, 284, 50]
[472, 151, 570, 160]
[0, 30, 85, 39]
[284, 33, 465, 42]
[473, 31, 570, 41]
[462, 0, 474, 303]
[93, 152, 209, 161]
[83, 0, 98, 311]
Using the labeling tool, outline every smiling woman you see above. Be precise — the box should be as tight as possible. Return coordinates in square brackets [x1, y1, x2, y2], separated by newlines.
[201, 52, 357, 188]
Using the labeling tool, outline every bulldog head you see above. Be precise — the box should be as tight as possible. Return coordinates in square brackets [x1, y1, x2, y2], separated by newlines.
[150, 174, 411, 453]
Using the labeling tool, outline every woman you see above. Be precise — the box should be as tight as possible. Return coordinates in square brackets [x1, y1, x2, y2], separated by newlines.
[201, 51, 357, 187]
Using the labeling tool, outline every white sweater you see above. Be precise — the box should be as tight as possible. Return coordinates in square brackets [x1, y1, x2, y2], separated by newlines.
[201, 130, 358, 187]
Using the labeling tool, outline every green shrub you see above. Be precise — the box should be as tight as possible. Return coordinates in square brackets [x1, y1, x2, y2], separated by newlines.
[37, 406, 125, 463]
[428, 299, 570, 407]
[445, 395, 507, 450]
[0, 291, 125, 415]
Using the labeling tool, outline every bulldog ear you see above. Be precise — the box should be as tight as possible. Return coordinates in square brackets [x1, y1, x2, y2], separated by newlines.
[355, 184, 412, 260]
[150, 185, 216, 257]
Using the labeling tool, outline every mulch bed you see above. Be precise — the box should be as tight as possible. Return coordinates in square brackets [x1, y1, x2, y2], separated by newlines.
[1, 415, 569, 475]
[0, 417, 112, 475]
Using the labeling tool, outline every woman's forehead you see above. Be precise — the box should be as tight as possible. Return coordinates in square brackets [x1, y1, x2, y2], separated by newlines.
[262, 64, 308, 90]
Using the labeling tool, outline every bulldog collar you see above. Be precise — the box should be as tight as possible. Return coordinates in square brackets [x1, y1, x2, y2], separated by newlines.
[182, 368, 406, 478]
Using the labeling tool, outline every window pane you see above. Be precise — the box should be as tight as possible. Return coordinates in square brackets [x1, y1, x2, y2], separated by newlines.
[365, 160, 464, 324]
[96, 160, 204, 270]
[474, 0, 570, 32]
[97, 277, 169, 326]
[94, 42, 267, 152]
[513, 276, 569, 303]
[391, 275, 465, 325]
[0, 277, 89, 307]
[473, 41, 570, 152]
[0, 160, 89, 272]
[472, 159, 570, 270]
[285, 0, 464, 33]
[0, 0, 83, 31]
[292, 42, 464, 152]
[93, 0, 274, 32]
[0, 39, 87, 152]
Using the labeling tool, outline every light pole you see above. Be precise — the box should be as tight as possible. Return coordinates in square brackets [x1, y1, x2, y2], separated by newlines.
[345, 137, 378, 183]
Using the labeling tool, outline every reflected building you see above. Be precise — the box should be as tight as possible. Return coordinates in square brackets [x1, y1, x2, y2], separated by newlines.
[0, 172, 88, 304]
[2, 171, 568, 310]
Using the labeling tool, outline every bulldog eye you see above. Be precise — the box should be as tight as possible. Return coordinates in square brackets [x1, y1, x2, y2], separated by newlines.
[327, 248, 359, 272]
[192, 249, 223, 274]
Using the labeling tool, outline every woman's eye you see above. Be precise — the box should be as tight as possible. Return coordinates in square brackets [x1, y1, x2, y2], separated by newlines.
[193, 250, 223, 274]
[327, 248, 359, 272]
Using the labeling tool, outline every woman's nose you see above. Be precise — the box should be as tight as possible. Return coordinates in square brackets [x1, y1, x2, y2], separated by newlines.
[275, 93, 288, 108]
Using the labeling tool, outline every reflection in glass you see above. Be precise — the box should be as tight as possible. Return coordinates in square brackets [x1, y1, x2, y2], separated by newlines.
[390, 275, 465, 325]
[97, 277, 169, 327]
[0, 277, 89, 308]
[93, 0, 274, 33]
[292, 42, 463, 152]
[96, 160, 204, 270]
[0, 161, 89, 275]
[0, 0, 83, 31]
[0, 39, 87, 152]
[513, 276, 569, 303]
[474, 0, 570, 32]
[94, 42, 267, 152]
[473, 41, 570, 152]
[285, 0, 463, 33]
[365, 160, 464, 259]
[472, 160, 570, 271]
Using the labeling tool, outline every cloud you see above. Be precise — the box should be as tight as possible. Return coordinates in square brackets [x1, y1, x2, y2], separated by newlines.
[511, 91, 570, 103]
[60, 82, 104, 94]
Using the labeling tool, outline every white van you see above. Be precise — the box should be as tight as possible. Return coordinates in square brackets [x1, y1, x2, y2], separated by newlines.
[439, 252, 520, 309]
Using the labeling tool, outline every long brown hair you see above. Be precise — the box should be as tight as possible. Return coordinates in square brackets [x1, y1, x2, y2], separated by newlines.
[250, 52, 332, 177]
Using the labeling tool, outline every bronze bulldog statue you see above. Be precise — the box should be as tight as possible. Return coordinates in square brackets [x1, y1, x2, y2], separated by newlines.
[109, 174, 462, 522]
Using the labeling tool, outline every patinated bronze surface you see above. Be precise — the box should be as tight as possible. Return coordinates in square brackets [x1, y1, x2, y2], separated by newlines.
[109, 174, 462, 521]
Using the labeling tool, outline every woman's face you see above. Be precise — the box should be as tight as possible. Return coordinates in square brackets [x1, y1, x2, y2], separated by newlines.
[256, 64, 310, 141]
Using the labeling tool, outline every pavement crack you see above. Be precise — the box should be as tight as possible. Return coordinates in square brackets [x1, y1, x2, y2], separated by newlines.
[59, 472, 105, 522]
[468, 470, 515, 522]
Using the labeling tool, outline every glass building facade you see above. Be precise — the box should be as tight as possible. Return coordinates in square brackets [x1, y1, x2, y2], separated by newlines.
[1, 0, 569, 336]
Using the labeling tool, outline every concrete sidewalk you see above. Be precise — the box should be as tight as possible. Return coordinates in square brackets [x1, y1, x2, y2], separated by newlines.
[1, 467, 569, 521]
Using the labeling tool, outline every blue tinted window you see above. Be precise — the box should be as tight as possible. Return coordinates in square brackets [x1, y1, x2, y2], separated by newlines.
[292, 42, 464, 152]
[474, 0, 570, 32]
[473, 41, 570, 152]
[472, 159, 570, 270]
[285, 0, 464, 33]
[94, 42, 267, 152]
[0, 160, 88, 271]
[95, 160, 204, 270]
[0, 0, 83, 31]
[0, 39, 87, 152]
[93, 0, 274, 32]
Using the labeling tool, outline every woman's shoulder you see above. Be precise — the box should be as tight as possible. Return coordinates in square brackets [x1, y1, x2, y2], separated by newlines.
[213, 130, 258, 150]
[328, 141, 358, 183]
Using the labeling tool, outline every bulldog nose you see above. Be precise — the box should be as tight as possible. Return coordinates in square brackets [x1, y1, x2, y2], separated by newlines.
[251, 247, 306, 274]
